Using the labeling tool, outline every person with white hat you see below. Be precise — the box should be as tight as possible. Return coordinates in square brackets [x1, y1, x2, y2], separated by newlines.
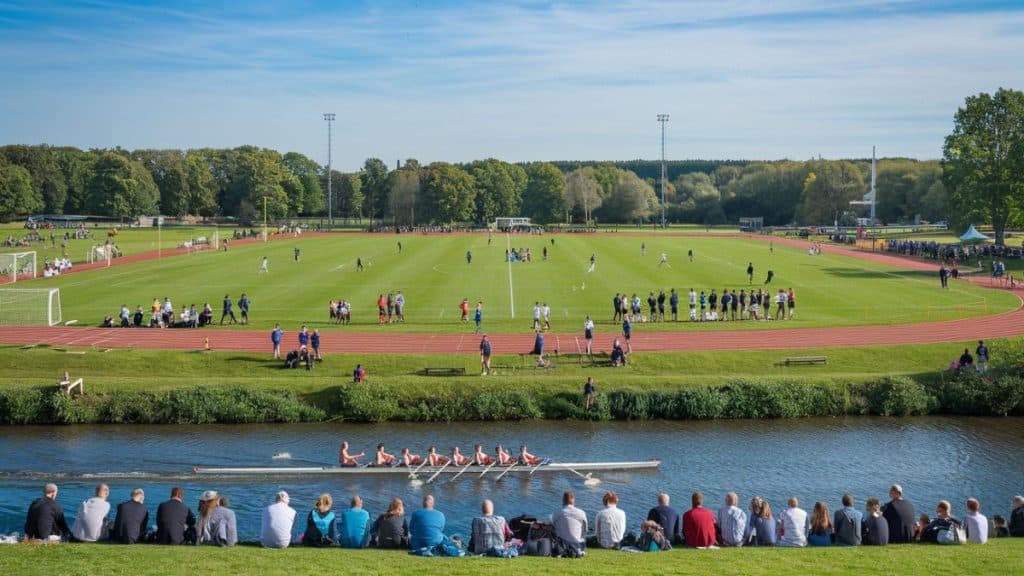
[198, 490, 237, 546]
[261, 491, 296, 548]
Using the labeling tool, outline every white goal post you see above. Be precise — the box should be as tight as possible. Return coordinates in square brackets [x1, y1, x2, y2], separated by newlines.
[0, 251, 37, 283]
[0, 287, 63, 326]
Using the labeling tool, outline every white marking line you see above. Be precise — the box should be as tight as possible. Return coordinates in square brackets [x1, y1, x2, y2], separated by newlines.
[431, 264, 449, 275]
[332, 264, 347, 272]
[438, 307, 445, 319]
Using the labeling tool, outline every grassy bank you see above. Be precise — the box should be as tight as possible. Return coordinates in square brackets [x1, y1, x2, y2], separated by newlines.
[1, 339, 1022, 424]
[1, 540, 1022, 576]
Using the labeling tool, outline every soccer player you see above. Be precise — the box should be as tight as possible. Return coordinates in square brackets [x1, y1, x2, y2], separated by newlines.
[583, 315, 594, 356]
[466, 250, 472, 264]
[395, 291, 406, 322]
[764, 269, 774, 285]
[542, 302, 551, 331]
[474, 301, 483, 334]
[238, 293, 250, 325]
[670, 289, 679, 322]
[220, 294, 237, 325]
[532, 302, 542, 331]
[747, 262, 754, 284]
[294, 247, 300, 262]
[356, 257, 364, 271]
[460, 298, 470, 322]
[688, 249, 694, 262]
[259, 256, 269, 274]
[641, 242, 646, 256]
[659, 252, 669, 267]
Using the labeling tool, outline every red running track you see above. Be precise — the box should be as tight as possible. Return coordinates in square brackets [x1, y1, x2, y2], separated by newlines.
[1, 234, 1021, 354]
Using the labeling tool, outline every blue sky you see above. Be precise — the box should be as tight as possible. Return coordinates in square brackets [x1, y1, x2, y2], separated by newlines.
[1, 0, 1022, 170]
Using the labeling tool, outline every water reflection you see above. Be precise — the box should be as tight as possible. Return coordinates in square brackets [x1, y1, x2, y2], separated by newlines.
[1, 417, 1021, 540]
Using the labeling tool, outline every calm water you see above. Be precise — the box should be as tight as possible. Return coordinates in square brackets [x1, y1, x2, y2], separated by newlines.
[2, 418, 1022, 540]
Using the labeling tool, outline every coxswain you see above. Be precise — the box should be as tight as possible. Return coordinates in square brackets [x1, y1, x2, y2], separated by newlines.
[473, 444, 494, 465]
[427, 446, 450, 466]
[451, 446, 471, 466]
[375, 443, 397, 467]
[518, 445, 541, 466]
[338, 441, 364, 467]
[400, 448, 423, 467]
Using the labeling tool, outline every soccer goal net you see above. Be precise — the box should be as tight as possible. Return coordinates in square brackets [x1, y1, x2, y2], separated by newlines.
[0, 287, 63, 326]
[0, 251, 37, 283]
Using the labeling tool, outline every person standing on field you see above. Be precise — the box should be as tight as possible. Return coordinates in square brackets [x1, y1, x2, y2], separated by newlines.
[474, 300, 483, 334]
[238, 293, 250, 325]
[271, 324, 284, 359]
[583, 315, 595, 356]
[220, 294, 237, 325]
[479, 335, 492, 376]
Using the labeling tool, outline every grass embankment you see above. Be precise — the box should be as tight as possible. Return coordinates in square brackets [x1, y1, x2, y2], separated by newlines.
[26, 232, 1018, 332]
[1, 340, 1022, 424]
[1, 540, 1022, 576]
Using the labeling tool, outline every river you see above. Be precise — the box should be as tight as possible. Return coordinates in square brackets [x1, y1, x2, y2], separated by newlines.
[2, 417, 1022, 540]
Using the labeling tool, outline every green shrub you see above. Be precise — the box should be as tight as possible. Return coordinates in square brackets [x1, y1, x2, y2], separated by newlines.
[863, 376, 936, 416]
[337, 384, 399, 422]
[0, 389, 47, 424]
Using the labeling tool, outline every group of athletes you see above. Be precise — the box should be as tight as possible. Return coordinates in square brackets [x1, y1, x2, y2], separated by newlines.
[338, 442, 543, 468]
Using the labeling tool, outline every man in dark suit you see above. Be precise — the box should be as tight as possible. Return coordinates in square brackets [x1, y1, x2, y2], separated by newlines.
[155, 487, 195, 544]
[647, 493, 682, 545]
[112, 488, 149, 544]
[882, 484, 916, 543]
[24, 483, 69, 540]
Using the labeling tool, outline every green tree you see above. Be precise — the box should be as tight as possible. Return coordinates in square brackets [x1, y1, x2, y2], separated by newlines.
[521, 162, 565, 224]
[470, 158, 527, 224]
[798, 161, 866, 225]
[133, 150, 190, 217]
[421, 162, 476, 223]
[0, 145, 67, 214]
[282, 152, 324, 216]
[223, 148, 289, 220]
[360, 158, 390, 220]
[85, 152, 159, 218]
[943, 88, 1024, 244]
[0, 160, 43, 220]
[184, 153, 219, 216]
[596, 168, 656, 223]
[388, 166, 421, 225]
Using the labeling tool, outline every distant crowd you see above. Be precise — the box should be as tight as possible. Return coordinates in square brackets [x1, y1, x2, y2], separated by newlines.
[102, 294, 250, 329]
[16, 482, 1024, 558]
[611, 285, 796, 324]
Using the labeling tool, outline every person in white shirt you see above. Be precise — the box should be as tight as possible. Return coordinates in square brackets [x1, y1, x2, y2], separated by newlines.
[593, 491, 626, 549]
[964, 498, 988, 544]
[553, 490, 588, 555]
[777, 496, 808, 547]
[71, 483, 111, 542]
[718, 491, 747, 547]
[260, 491, 296, 548]
[542, 303, 551, 330]
[532, 303, 541, 330]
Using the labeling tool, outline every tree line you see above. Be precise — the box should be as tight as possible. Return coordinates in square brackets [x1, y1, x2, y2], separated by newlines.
[1, 89, 1020, 241]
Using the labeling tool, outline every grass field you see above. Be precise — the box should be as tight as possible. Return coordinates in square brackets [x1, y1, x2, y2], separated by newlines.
[11, 230, 1018, 333]
[5, 338, 1020, 395]
[0, 224, 222, 264]
[1, 539, 1021, 576]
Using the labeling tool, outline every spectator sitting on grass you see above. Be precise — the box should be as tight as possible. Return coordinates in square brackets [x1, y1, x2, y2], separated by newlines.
[285, 350, 300, 369]
[353, 364, 366, 383]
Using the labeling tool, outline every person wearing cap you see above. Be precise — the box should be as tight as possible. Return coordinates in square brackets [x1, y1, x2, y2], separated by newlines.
[1010, 496, 1024, 537]
[197, 490, 237, 546]
[24, 483, 70, 540]
[881, 484, 916, 543]
[261, 491, 296, 548]
[339, 495, 371, 548]
[112, 488, 148, 544]
[71, 483, 111, 542]
[156, 487, 196, 545]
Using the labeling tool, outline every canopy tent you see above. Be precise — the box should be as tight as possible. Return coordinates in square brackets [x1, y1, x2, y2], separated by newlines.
[959, 225, 989, 244]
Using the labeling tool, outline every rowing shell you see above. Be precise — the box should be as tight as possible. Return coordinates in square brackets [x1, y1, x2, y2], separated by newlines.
[192, 460, 660, 476]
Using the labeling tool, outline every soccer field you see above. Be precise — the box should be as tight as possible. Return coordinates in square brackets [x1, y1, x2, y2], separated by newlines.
[26, 231, 1020, 333]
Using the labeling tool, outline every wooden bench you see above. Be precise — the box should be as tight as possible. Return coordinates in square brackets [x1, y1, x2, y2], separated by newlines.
[783, 356, 827, 366]
[420, 367, 466, 377]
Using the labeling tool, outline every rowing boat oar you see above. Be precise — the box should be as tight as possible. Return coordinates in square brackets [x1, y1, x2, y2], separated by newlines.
[428, 459, 452, 481]
[495, 463, 518, 481]
[564, 466, 601, 486]
[448, 461, 475, 483]
[408, 459, 430, 480]
[528, 458, 548, 476]
[478, 460, 498, 478]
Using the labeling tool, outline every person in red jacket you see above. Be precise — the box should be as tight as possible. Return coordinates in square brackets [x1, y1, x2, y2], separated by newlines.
[683, 491, 717, 547]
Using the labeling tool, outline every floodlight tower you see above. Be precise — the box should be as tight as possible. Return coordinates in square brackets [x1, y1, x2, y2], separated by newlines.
[657, 114, 669, 228]
[323, 113, 336, 228]
[870, 145, 877, 224]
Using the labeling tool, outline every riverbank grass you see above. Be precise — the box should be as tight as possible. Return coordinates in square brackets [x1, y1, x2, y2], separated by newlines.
[1, 540, 1022, 576]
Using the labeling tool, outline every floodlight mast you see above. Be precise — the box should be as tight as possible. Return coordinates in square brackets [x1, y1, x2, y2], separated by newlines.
[323, 113, 336, 229]
[657, 114, 670, 228]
